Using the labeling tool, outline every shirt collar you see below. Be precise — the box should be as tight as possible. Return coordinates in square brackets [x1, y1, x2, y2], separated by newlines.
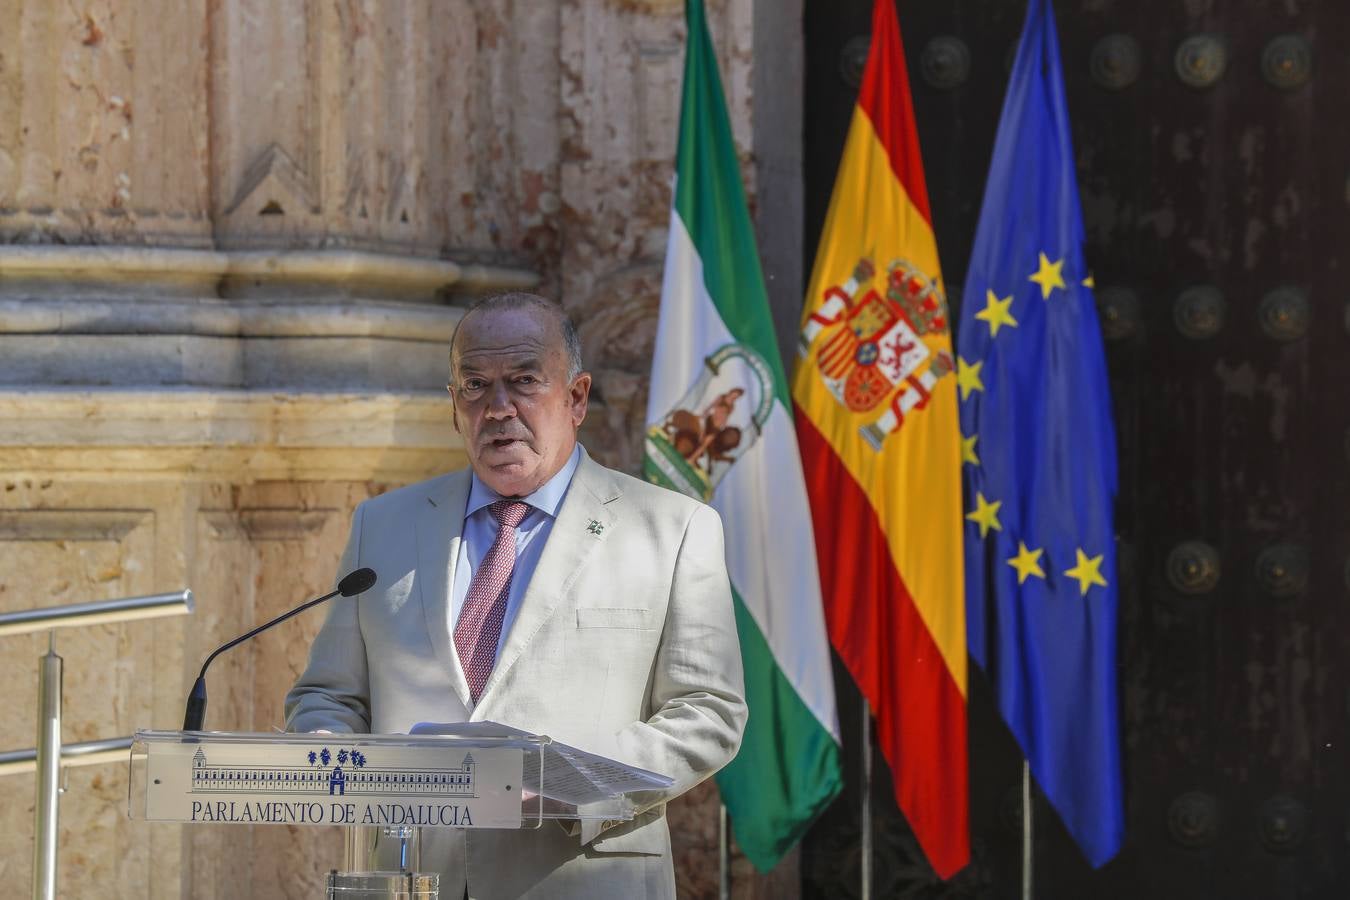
[465, 443, 583, 520]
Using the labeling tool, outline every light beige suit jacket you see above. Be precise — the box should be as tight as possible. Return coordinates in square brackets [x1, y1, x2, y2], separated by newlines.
[285, 449, 747, 899]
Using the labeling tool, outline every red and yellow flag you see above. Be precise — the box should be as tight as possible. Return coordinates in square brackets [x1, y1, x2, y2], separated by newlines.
[791, 0, 968, 878]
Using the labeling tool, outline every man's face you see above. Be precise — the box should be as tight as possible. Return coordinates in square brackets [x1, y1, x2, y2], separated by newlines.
[449, 306, 590, 497]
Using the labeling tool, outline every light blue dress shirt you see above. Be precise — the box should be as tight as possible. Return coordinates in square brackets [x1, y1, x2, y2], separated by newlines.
[451, 443, 583, 662]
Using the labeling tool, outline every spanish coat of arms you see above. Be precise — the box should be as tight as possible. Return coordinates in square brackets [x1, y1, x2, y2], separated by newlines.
[799, 256, 954, 450]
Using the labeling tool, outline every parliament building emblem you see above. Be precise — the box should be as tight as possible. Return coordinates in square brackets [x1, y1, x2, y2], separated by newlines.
[189, 745, 477, 799]
[645, 343, 774, 502]
[800, 256, 955, 450]
[139, 735, 521, 829]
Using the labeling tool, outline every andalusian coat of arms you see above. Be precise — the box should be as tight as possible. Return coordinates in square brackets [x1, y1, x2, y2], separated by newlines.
[799, 256, 954, 450]
[645, 344, 774, 502]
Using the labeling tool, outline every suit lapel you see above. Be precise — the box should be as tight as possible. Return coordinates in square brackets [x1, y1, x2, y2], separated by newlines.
[414, 469, 473, 709]
[477, 451, 622, 710]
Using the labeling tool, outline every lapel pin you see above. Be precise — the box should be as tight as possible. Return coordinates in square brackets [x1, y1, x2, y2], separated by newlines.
[587, 519, 605, 535]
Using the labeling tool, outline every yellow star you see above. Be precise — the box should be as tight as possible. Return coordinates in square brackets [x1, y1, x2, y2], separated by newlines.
[961, 433, 980, 466]
[974, 289, 1018, 338]
[956, 356, 984, 400]
[1064, 548, 1109, 597]
[1028, 252, 1066, 300]
[1081, 272, 1095, 288]
[965, 491, 1002, 538]
[1006, 542, 1045, 585]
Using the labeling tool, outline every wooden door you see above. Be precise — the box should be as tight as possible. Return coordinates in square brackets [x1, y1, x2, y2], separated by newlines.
[801, 2, 1350, 897]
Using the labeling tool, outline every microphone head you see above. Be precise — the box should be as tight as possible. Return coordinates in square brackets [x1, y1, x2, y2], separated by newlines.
[338, 568, 378, 597]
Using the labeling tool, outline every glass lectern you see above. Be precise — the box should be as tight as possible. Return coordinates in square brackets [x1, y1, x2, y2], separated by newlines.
[129, 726, 672, 899]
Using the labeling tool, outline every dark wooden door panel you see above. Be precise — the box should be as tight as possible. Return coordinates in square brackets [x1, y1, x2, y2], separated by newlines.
[802, 2, 1350, 898]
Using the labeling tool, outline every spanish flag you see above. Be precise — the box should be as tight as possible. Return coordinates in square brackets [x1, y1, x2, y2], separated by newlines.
[791, 0, 969, 879]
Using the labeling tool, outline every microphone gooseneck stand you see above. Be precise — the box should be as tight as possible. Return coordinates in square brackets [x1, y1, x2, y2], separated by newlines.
[182, 568, 376, 731]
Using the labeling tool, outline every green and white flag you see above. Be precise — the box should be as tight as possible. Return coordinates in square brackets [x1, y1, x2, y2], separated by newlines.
[643, 0, 842, 871]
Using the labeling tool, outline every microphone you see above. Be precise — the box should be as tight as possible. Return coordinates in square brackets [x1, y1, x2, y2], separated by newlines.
[181, 568, 377, 731]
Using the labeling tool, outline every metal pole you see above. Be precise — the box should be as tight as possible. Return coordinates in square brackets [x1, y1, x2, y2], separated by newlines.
[718, 802, 730, 900]
[33, 633, 62, 900]
[0, 736, 133, 779]
[861, 700, 872, 900]
[1021, 760, 1033, 900]
[0, 589, 193, 637]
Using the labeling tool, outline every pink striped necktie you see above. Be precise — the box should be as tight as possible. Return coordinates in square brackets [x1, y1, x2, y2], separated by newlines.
[454, 500, 531, 704]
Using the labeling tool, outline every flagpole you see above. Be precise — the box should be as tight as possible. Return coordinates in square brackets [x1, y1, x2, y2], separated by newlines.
[861, 700, 873, 900]
[718, 803, 730, 900]
[1022, 761, 1033, 900]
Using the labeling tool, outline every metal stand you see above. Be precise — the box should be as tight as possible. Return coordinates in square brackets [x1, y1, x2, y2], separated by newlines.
[718, 803, 730, 900]
[33, 635, 61, 900]
[332, 826, 436, 899]
[860, 700, 872, 900]
[389, 826, 420, 873]
[343, 825, 374, 872]
[326, 871, 438, 899]
[0, 588, 193, 900]
[1022, 761, 1033, 900]
[340, 825, 419, 873]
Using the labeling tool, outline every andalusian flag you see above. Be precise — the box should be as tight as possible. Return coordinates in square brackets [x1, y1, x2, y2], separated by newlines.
[643, 0, 842, 872]
[791, 0, 969, 879]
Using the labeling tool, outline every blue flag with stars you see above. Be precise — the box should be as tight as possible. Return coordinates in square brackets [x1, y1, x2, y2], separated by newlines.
[956, 0, 1124, 867]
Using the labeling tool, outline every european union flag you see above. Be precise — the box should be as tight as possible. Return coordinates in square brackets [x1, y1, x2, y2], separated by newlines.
[956, 0, 1124, 867]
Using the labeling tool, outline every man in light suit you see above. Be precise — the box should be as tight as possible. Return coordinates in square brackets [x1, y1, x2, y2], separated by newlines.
[286, 292, 747, 899]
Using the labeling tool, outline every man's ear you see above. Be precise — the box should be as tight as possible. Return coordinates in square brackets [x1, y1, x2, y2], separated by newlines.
[569, 372, 592, 427]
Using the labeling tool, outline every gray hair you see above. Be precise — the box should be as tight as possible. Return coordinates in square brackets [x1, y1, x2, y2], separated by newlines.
[448, 292, 584, 382]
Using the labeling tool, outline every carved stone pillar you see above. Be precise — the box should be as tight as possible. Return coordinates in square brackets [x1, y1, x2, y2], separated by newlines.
[211, 0, 447, 257]
[0, 0, 545, 398]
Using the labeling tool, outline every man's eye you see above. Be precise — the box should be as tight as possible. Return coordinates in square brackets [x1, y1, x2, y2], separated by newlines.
[516, 375, 538, 385]
[463, 380, 485, 392]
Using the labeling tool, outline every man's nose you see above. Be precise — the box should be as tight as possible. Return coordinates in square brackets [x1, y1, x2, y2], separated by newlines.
[484, 382, 515, 418]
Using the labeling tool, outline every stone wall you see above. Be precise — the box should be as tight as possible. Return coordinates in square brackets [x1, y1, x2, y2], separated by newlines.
[0, 1, 803, 897]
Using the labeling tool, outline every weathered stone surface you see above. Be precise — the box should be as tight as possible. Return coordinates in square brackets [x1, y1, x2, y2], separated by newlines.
[0, 390, 463, 483]
[0, 0, 212, 247]
[575, 262, 664, 473]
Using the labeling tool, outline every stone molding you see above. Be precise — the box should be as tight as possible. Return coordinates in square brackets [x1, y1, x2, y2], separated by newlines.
[0, 509, 153, 542]
[0, 246, 536, 392]
[201, 509, 336, 542]
[0, 389, 463, 483]
[0, 297, 464, 340]
[0, 246, 538, 303]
